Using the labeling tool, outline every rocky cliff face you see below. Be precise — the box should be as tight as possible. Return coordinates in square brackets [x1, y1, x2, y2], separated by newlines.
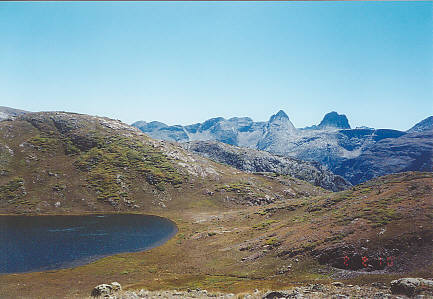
[133, 111, 431, 185]
[317, 111, 351, 130]
[335, 129, 433, 185]
[182, 140, 350, 191]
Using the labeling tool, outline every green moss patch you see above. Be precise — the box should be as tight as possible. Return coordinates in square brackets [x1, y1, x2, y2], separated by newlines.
[0, 177, 25, 201]
[28, 136, 59, 152]
[73, 135, 185, 202]
[253, 220, 278, 230]
[215, 181, 253, 195]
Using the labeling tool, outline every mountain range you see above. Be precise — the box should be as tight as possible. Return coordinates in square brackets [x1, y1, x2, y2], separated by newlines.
[133, 111, 433, 185]
[0, 111, 325, 214]
[0, 110, 432, 297]
[181, 140, 350, 191]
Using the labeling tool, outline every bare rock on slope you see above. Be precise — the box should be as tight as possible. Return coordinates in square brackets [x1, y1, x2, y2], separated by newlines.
[334, 130, 433, 185]
[407, 116, 433, 133]
[181, 140, 350, 191]
[0, 106, 29, 121]
[390, 278, 433, 297]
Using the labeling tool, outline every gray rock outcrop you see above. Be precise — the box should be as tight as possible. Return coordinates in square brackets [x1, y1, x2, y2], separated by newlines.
[390, 278, 433, 296]
[318, 111, 351, 130]
[133, 111, 432, 185]
[0, 106, 29, 121]
[91, 282, 122, 298]
[182, 141, 350, 191]
[408, 116, 433, 133]
[335, 130, 433, 185]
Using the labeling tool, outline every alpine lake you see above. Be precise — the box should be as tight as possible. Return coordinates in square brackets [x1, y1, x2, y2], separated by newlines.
[0, 214, 177, 274]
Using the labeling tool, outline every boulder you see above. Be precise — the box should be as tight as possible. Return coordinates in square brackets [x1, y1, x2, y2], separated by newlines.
[91, 282, 122, 297]
[91, 284, 113, 297]
[262, 291, 290, 299]
[390, 278, 433, 296]
[111, 282, 122, 292]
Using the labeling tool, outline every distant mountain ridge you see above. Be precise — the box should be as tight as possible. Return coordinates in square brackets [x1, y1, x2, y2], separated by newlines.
[0, 106, 29, 120]
[318, 111, 351, 129]
[408, 116, 433, 133]
[335, 129, 433, 184]
[2, 111, 432, 297]
[181, 140, 351, 191]
[133, 112, 433, 185]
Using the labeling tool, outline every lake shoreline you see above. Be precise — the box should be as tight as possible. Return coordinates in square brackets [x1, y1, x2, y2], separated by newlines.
[0, 213, 178, 275]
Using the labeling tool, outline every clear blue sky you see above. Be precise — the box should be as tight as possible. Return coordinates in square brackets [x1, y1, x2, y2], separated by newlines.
[1, 2, 432, 130]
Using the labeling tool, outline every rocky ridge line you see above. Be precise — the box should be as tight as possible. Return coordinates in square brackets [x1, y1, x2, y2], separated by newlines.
[133, 111, 433, 185]
[181, 140, 350, 191]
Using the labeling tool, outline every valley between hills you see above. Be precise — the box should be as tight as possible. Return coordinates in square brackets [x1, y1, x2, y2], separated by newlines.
[0, 111, 432, 298]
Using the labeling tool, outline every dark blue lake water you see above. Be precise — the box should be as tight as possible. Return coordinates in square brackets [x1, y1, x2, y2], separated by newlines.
[0, 214, 177, 274]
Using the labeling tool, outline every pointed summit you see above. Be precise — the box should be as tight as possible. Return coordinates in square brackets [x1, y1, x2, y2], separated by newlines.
[270, 110, 289, 122]
[318, 111, 350, 130]
[267, 110, 296, 133]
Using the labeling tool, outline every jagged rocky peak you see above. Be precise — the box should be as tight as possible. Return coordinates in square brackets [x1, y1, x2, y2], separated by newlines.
[269, 110, 289, 122]
[268, 110, 296, 131]
[318, 111, 351, 130]
[408, 116, 433, 133]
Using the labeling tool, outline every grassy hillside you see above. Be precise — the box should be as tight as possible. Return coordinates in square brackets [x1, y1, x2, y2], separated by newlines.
[0, 112, 431, 298]
[0, 112, 323, 215]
